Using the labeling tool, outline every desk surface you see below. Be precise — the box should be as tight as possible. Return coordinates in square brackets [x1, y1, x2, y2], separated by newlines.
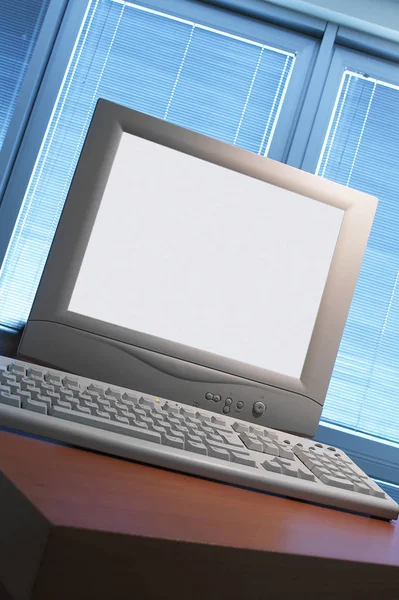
[1, 429, 399, 600]
[1, 429, 398, 564]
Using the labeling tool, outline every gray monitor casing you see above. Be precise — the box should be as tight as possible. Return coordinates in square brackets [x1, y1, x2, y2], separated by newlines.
[18, 99, 377, 437]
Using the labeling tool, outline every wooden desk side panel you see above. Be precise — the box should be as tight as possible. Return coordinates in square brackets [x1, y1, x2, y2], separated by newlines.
[0, 471, 50, 600]
[33, 526, 399, 600]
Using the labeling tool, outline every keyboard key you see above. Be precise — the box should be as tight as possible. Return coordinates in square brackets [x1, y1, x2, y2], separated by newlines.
[319, 474, 355, 491]
[207, 445, 230, 461]
[44, 372, 62, 386]
[164, 434, 184, 449]
[26, 367, 44, 380]
[96, 410, 111, 420]
[8, 363, 26, 376]
[249, 426, 264, 437]
[262, 458, 282, 473]
[207, 432, 224, 444]
[105, 388, 122, 401]
[353, 482, 371, 495]
[115, 415, 129, 425]
[25, 398, 48, 415]
[51, 406, 162, 444]
[196, 412, 211, 423]
[211, 416, 227, 427]
[312, 466, 331, 478]
[20, 377, 36, 391]
[231, 452, 257, 467]
[180, 407, 196, 417]
[262, 441, 279, 457]
[201, 424, 215, 434]
[0, 391, 21, 408]
[81, 401, 99, 415]
[76, 405, 92, 415]
[187, 433, 203, 444]
[367, 481, 386, 499]
[275, 443, 295, 460]
[185, 440, 208, 455]
[221, 433, 243, 447]
[54, 399, 72, 410]
[63, 376, 80, 390]
[139, 396, 156, 409]
[162, 402, 180, 415]
[239, 432, 263, 452]
[297, 467, 316, 481]
[122, 392, 139, 405]
[86, 383, 105, 395]
[273, 458, 298, 477]
[232, 422, 249, 433]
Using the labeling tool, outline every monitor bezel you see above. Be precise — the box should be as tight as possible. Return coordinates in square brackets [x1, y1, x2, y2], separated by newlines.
[21, 99, 377, 408]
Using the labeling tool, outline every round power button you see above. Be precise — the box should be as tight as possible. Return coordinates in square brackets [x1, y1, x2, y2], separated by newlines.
[253, 401, 266, 416]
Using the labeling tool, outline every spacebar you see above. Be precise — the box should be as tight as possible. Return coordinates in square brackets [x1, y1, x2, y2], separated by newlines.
[51, 406, 162, 444]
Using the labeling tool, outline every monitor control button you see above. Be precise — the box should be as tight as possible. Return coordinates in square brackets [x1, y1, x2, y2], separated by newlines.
[213, 394, 221, 402]
[223, 406, 230, 414]
[225, 397, 232, 406]
[237, 401, 244, 409]
[205, 393, 213, 401]
[253, 401, 266, 415]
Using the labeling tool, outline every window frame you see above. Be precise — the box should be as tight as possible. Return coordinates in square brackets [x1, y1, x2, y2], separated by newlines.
[297, 40, 399, 486]
[300, 44, 399, 174]
[0, 0, 69, 206]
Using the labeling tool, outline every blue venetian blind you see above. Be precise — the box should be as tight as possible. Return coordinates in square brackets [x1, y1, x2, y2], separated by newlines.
[0, 0, 50, 150]
[0, 0, 295, 330]
[318, 71, 399, 443]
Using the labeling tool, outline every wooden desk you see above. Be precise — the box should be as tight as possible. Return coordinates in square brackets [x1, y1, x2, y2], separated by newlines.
[1, 430, 399, 599]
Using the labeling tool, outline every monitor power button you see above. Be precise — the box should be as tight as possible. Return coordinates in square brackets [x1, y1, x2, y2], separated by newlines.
[253, 401, 266, 415]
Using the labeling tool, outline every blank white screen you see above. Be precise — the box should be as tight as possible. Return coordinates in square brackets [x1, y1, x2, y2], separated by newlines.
[69, 133, 344, 379]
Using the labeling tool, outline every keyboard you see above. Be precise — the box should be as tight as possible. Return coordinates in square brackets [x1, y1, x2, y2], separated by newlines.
[0, 356, 398, 520]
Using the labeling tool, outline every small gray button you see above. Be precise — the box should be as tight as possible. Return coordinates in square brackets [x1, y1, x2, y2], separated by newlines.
[253, 401, 266, 415]
[225, 397, 232, 405]
[237, 401, 244, 409]
[223, 406, 230, 414]
[211, 416, 227, 427]
[205, 392, 213, 401]
[213, 394, 221, 402]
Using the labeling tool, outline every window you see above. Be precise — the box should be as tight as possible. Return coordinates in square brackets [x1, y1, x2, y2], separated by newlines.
[0, 0, 315, 330]
[0, 0, 50, 151]
[320, 70, 399, 442]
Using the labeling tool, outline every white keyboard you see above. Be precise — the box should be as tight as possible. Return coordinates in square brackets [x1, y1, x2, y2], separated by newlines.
[0, 355, 398, 520]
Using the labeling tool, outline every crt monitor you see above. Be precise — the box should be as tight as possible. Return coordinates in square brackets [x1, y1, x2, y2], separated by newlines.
[18, 99, 377, 437]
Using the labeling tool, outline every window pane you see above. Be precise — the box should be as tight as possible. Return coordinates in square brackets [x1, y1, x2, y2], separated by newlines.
[0, 0, 295, 330]
[318, 71, 399, 443]
[0, 0, 50, 151]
